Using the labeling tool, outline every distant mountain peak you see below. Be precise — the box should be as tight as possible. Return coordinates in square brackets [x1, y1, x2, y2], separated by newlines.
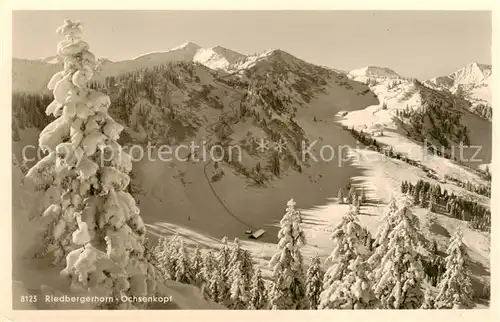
[454, 62, 492, 83]
[170, 42, 202, 51]
[427, 62, 492, 88]
[257, 48, 304, 64]
[211, 45, 241, 54]
[467, 61, 491, 71]
[262, 48, 289, 57]
[424, 62, 492, 118]
[193, 45, 247, 70]
[209, 46, 245, 61]
[348, 66, 402, 80]
[132, 42, 202, 60]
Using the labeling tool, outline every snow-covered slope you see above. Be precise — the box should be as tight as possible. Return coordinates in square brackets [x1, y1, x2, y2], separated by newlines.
[339, 73, 492, 169]
[108, 50, 378, 243]
[12, 47, 378, 243]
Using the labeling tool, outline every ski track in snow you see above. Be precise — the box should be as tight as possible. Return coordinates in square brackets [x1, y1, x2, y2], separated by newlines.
[201, 74, 256, 230]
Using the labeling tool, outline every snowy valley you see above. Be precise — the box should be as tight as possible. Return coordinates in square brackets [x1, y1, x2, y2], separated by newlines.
[11, 19, 492, 311]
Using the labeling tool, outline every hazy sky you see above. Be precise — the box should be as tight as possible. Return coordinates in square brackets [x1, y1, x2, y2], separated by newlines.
[12, 10, 491, 79]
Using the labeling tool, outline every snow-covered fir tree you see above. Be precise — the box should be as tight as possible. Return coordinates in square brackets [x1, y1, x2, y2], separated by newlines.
[229, 261, 248, 309]
[228, 238, 253, 308]
[201, 250, 216, 281]
[372, 199, 425, 309]
[156, 233, 181, 280]
[319, 209, 374, 309]
[324, 256, 375, 309]
[269, 198, 307, 309]
[388, 195, 398, 212]
[269, 274, 287, 310]
[239, 250, 255, 301]
[216, 237, 231, 305]
[248, 269, 268, 309]
[191, 244, 205, 287]
[152, 236, 166, 263]
[208, 265, 221, 303]
[434, 229, 474, 309]
[203, 250, 220, 302]
[26, 20, 154, 307]
[228, 239, 254, 293]
[305, 255, 324, 309]
[173, 238, 194, 284]
[367, 196, 398, 272]
[153, 236, 173, 280]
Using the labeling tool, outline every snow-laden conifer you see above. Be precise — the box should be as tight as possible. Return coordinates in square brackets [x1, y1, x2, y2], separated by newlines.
[305, 255, 324, 309]
[203, 250, 219, 302]
[153, 236, 172, 280]
[216, 237, 231, 305]
[228, 238, 253, 308]
[268, 198, 306, 309]
[163, 233, 181, 279]
[173, 238, 194, 284]
[248, 269, 268, 309]
[229, 262, 248, 309]
[26, 20, 151, 305]
[434, 229, 474, 309]
[321, 256, 374, 309]
[202, 250, 216, 283]
[367, 196, 398, 272]
[319, 209, 374, 309]
[192, 244, 204, 286]
[372, 199, 425, 309]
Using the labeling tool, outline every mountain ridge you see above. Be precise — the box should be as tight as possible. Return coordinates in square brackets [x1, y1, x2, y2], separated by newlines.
[348, 66, 402, 81]
[426, 62, 491, 87]
[424, 62, 492, 120]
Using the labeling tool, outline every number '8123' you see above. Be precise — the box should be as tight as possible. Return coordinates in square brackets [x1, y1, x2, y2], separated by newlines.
[20, 295, 37, 302]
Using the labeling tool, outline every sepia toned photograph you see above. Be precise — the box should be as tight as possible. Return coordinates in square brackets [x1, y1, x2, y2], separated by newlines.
[10, 9, 491, 311]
